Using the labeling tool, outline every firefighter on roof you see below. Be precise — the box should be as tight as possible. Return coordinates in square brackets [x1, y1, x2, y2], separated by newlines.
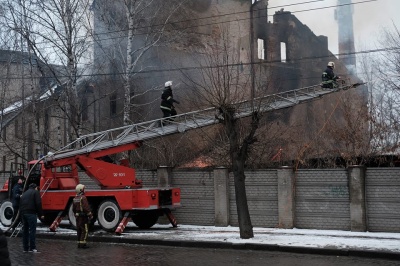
[321, 61, 340, 89]
[160, 81, 180, 124]
[73, 184, 93, 248]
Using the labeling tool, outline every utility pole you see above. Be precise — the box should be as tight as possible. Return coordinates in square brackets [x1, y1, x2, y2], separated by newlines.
[19, 0, 26, 164]
[250, 1, 256, 111]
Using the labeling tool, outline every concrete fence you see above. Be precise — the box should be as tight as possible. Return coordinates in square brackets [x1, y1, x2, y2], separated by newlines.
[79, 166, 400, 233]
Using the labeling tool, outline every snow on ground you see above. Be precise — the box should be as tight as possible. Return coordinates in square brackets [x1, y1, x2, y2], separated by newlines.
[3, 221, 400, 253]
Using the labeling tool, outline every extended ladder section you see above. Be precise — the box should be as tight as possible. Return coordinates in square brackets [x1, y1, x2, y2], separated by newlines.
[44, 82, 363, 162]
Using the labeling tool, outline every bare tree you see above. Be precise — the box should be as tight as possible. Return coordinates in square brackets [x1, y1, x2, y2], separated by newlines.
[182, 28, 257, 239]
[353, 23, 400, 162]
[2, 0, 93, 150]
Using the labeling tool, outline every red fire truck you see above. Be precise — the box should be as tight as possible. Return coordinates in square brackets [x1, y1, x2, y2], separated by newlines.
[0, 140, 180, 234]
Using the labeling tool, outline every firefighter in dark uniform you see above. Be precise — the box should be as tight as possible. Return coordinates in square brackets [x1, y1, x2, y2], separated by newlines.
[321, 61, 340, 89]
[160, 81, 180, 124]
[73, 184, 93, 248]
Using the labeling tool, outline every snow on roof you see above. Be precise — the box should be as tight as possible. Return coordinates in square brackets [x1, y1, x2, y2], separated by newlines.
[1, 86, 55, 115]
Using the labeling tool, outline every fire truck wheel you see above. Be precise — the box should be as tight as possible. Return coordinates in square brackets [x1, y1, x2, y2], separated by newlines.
[132, 210, 159, 229]
[97, 200, 122, 232]
[0, 200, 14, 227]
[68, 203, 77, 229]
[68, 203, 96, 230]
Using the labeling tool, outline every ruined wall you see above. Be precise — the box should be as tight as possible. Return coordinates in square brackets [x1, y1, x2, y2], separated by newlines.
[88, 0, 366, 162]
[254, 9, 366, 157]
[90, 0, 253, 123]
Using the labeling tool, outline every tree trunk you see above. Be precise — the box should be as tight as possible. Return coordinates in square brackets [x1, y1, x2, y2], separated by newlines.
[232, 158, 254, 239]
[123, 1, 136, 126]
[225, 107, 254, 239]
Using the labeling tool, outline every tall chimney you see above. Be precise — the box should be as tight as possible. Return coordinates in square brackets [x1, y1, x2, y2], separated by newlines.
[335, 0, 356, 74]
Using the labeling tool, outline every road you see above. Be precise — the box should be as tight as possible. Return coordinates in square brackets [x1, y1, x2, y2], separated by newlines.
[7, 237, 399, 266]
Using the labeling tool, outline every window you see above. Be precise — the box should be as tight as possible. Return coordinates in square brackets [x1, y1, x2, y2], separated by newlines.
[110, 93, 117, 116]
[257, 39, 265, 60]
[280, 42, 287, 63]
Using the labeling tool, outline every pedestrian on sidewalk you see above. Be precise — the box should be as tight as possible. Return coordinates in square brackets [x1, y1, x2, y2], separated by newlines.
[19, 183, 44, 253]
[11, 177, 24, 229]
[73, 184, 93, 249]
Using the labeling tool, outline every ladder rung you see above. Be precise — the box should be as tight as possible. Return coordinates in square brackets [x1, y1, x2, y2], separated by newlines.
[10, 222, 23, 238]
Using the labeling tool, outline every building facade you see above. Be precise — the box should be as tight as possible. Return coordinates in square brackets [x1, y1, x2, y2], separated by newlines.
[0, 0, 367, 171]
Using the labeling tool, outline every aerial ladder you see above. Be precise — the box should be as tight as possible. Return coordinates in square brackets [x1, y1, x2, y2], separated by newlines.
[45, 81, 363, 162]
[0, 81, 363, 235]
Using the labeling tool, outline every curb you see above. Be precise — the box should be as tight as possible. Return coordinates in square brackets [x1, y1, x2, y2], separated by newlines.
[28, 232, 400, 260]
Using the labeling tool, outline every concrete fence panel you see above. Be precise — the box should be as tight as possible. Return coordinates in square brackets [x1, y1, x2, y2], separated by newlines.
[229, 170, 278, 227]
[172, 169, 215, 225]
[366, 168, 400, 232]
[295, 169, 350, 230]
[75, 166, 400, 233]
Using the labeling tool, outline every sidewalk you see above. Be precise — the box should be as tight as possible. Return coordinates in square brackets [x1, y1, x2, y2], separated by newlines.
[4, 222, 400, 260]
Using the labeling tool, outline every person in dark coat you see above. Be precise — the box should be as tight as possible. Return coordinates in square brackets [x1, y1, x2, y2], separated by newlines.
[19, 183, 44, 253]
[0, 228, 11, 266]
[72, 184, 93, 248]
[321, 61, 340, 89]
[160, 81, 180, 124]
[11, 177, 24, 229]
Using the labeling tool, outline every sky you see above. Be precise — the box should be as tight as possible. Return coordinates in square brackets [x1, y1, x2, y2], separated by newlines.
[268, 0, 400, 56]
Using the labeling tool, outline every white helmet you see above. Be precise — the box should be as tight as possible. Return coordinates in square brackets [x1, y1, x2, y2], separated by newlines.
[165, 81, 172, 87]
[76, 184, 85, 194]
[327, 61, 335, 68]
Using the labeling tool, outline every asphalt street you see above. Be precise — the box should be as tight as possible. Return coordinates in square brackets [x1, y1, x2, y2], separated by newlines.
[3, 221, 400, 261]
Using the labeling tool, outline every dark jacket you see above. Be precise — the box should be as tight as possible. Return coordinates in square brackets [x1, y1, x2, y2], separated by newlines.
[160, 87, 179, 111]
[0, 229, 11, 266]
[322, 66, 339, 84]
[19, 186, 43, 217]
[11, 183, 23, 208]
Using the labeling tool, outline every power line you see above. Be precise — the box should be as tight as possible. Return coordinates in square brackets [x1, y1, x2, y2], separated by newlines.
[90, 0, 376, 42]
[6, 0, 376, 50]
[0, 45, 398, 81]
[87, 0, 329, 39]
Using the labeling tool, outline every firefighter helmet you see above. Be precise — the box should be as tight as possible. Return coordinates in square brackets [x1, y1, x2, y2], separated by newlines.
[165, 81, 172, 87]
[76, 184, 85, 194]
[327, 61, 335, 68]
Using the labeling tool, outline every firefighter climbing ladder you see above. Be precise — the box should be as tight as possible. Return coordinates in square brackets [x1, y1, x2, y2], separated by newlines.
[44, 82, 363, 163]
